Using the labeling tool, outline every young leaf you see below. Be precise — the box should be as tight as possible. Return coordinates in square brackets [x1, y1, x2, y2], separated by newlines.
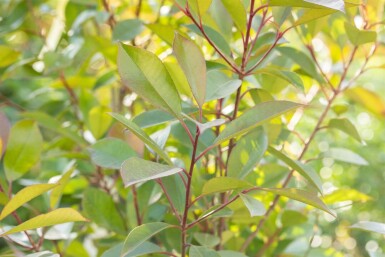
[345, 22, 377, 46]
[220, 0, 247, 31]
[118, 44, 181, 117]
[214, 101, 301, 145]
[121, 222, 174, 257]
[189, 245, 221, 257]
[351, 221, 385, 235]
[89, 138, 137, 169]
[4, 120, 43, 181]
[201, 177, 253, 196]
[268, 146, 323, 193]
[262, 188, 336, 217]
[110, 113, 172, 165]
[328, 118, 361, 143]
[322, 148, 368, 166]
[50, 166, 75, 209]
[0, 208, 87, 237]
[173, 33, 206, 107]
[239, 194, 266, 217]
[82, 188, 126, 235]
[120, 157, 182, 188]
[0, 184, 58, 221]
[228, 128, 268, 179]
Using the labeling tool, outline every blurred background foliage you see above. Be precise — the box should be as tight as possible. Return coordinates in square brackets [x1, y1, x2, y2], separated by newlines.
[0, 0, 385, 256]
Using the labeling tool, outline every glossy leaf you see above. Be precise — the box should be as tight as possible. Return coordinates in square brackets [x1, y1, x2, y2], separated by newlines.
[345, 22, 377, 46]
[121, 222, 174, 257]
[214, 101, 301, 145]
[0, 208, 87, 237]
[4, 120, 43, 181]
[89, 138, 137, 169]
[173, 33, 206, 107]
[110, 113, 172, 165]
[351, 221, 385, 235]
[328, 118, 361, 143]
[120, 157, 182, 187]
[268, 146, 323, 193]
[0, 184, 58, 221]
[239, 194, 266, 217]
[189, 245, 221, 257]
[118, 44, 181, 117]
[220, 0, 247, 31]
[304, 0, 345, 12]
[295, 8, 336, 26]
[201, 177, 253, 195]
[262, 188, 336, 217]
[323, 148, 368, 166]
[82, 188, 126, 234]
[228, 128, 268, 179]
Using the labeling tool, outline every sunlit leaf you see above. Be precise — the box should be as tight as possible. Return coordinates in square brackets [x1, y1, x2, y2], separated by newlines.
[322, 148, 368, 166]
[328, 118, 361, 143]
[205, 70, 242, 102]
[345, 22, 377, 46]
[50, 166, 75, 209]
[345, 87, 385, 117]
[324, 189, 371, 204]
[201, 177, 253, 195]
[255, 67, 304, 91]
[220, 0, 247, 31]
[351, 221, 385, 235]
[239, 194, 266, 217]
[88, 106, 113, 139]
[281, 210, 308, 227]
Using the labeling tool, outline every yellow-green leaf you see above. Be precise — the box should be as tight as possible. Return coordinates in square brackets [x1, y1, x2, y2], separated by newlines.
[202, 177, 253, 196]
[50, 167, 75, 209]
[220, 0, 247, 31]
[344, 22, 377, 46]
[88, 106, 112, 139]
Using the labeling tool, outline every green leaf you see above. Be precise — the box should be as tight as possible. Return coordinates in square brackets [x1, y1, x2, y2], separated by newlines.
[101, 242, 161, 257]
[255, 67, 304, 91]
[214, 101, 301, 145]
[82, 188, 126, 235]
[218, 251, 248, 257]
[121, 222, 174, 257]
[0, 208, 87, 237]
[345, 87, 385, 117]
[173, 33, 206, 107]
[268, 146, 323, 193]
[182, 114, 225, 134]
[0, 45, 20, 67]
[322, 148, 368, 166]
[201, 177, 253, 195]
[200, 205, 234, 219]
[22, 112, 86, 145]
[26, 251, 59, 257]
[345, 22, 377, 46]
[304, 0, 345, 12]
[324, 189, 371, 204]
[294, 8, 336, 26]
[113, 19, 143, 41]
[88, 138, 137, 169]
[189, 245, 221, 257]
[205, 70, 242, 102]
[146, 23, 175, 45]
[120, 157, 182, 188]
[118, 44, 181, 117]
[351, 221, 385, 235]
[4, 120, 43, 181]
[88, 106, 112, 139]
[189, 0, 213, 17]
[132, 109, 175, 128]
[0, 184, 58, 221]
[50, 166, 75, 209]
[194, 232, 220, 247]
[239, 194, 266, 217]
[262, 188, 336, 217]
[228, 128, 268, 179]
[281, 210, 308, 227]
[220, 0, 247, 31]
[328, 118, 361, 143]
[110, 113, 172, 165]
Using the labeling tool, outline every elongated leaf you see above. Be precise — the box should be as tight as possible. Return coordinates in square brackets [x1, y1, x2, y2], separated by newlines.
[239, 194, 266, 217]
[118, 44, 181, 117]
[26, 251, 59, 257]
[328, 118, 361, 143]
[0, 208, 87, 237]
[345, 22, 377, 46]
[4, 120, 43, 181]
[304, 0, 345, 12]
[50, 167, 75, 209]
[228, 128, 268, 179]
[281, 210, 308, 227]
[121, 157, 182, 187]
[219, 251, 248, 257]
[190, 245, 221, 257]
[268, 146, 323, 193]
[83, 188, 126, 234]
[214, 101, 301, 145]
[173, 33, 206, 107]
[110, 113, 172, 165]
[89, 138, 137, 169]
[182, 114, 225, 133]
[295, 8, 336, 26]
[121, 222, 174, 257]
[323, 148, 368, 166]
[206, 70, 242, 102]
[113, 19, 143, 41]
[102, 242, 161, 257]
[262, 188, 336, 217]
[324, 189, 371, 204]
[202, 177, 253, 195]
[255, 67, 304, 91]
[345, 87, 385, 116]
[194, 232, 220, 247]
[0, 184, 58, 221]
[88, 106, 112, 139]
[146, 23, 175, 45]
[220, 0, 247, 31]
[200, 205, 234, 219]
[351, 221, 385, 235]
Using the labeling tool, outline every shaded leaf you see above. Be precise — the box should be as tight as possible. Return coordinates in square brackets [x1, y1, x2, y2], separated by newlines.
[120, 157, 182, 188]
[101, 242, 161, 257]
[218, 251, 248, 257]
[239, 194, 266, 217]
[0, 208, 87, 237]
[113, 19, 143, 41]
[88, 138, 137, 169]
[281, 210, 308, 227]
[255, 67, 304, 91]
[121, 222, 174, 257]
[200, 205, 234, 219]
[4, 120, 43, 181]
[189, 245, 221, 257]
[351, 221, 385, 235]
[206, 70, 242, 102]
[0, 184, 58, 221]
[328, 118, 361, 143]
[202, 177, 253, 195]
[194, 232, 220, 247]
